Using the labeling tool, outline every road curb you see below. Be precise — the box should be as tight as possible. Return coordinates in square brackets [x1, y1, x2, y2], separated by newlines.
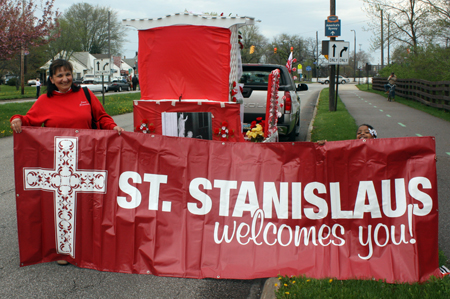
[260, 277, 279, 299]
[306, 91, 321, 142]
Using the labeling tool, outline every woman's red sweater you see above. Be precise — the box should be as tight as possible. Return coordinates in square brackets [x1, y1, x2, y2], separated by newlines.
[10, 88, 117, 130]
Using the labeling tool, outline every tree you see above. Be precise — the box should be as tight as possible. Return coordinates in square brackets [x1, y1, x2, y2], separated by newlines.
[420, 0, 450, 45]
[239, 25, 268, 63]
[0, 0, 59, 60]
[362, 0, 432, 54]
[56, 3, 127, 55]
[269, 34, 309, 66]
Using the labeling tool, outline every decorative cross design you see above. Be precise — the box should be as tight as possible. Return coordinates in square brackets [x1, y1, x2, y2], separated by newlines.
[24, 137, 107, 258]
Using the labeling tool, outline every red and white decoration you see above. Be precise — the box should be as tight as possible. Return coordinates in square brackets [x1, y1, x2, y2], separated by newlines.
[23, 137, 107, 258]
[264, 69, 281, 140]
[14, 127, 441, 283]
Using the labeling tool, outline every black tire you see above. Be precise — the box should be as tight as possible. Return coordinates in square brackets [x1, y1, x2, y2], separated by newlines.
[287, 115, 299, 141]
[119, 87, 122, 92]
[324, 80, 329, 84]
[103, 87, 107, 93]
[341, 80, 346, 84]
[127, 86, 131, 91]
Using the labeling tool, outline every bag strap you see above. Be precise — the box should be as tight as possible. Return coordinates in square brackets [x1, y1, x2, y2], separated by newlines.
[82, 87, 97, 129]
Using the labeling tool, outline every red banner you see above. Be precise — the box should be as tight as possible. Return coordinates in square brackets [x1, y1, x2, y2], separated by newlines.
[14, 127, 441, 282]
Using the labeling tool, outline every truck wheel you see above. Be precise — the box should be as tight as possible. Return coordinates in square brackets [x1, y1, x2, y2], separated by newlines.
[119, 87, 122, 92]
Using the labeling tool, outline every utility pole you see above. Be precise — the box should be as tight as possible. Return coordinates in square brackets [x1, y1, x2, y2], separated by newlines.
[381, 9, 384, 68]
[20, 0, 25, 95]
[108, 10, 111, 84]
[351, 29, 356, 82]
[316, 31, 319, 82]
[329, 0, 336, 111]
[387, 13, 390, 65]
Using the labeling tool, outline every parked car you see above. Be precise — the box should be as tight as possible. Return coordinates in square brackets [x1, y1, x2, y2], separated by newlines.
[240, 64, 308, 141]
[27, 79, 37, 86]
[108, 79, 131, 92]
[318, 75, 351, 84]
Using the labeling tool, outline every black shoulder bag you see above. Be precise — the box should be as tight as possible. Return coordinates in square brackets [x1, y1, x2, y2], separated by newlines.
[82, 87, 98, 129]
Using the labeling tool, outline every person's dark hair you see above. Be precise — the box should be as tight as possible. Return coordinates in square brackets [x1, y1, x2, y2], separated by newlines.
[358, 124, 377, 138]
[46, 59, 80, 97]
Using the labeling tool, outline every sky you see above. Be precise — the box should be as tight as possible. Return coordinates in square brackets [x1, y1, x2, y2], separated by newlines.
[51, 0, 382, 65]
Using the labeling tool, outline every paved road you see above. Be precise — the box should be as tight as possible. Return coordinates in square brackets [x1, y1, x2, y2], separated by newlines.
[337, 84, 450, 259]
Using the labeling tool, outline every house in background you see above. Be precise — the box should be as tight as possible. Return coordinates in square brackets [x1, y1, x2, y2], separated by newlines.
[40, 52, 137, 82]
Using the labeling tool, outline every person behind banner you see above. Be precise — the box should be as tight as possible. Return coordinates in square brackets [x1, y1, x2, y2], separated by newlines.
[35, 78, 41, 99]
[10, 59, 124, 135]
[317, 124, 377, 145]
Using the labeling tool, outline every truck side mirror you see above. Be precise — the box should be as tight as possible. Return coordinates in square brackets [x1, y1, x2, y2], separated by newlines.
[297, 83, 308, 91]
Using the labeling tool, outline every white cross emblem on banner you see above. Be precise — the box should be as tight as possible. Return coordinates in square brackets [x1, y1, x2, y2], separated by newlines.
[23, 137, 107, 258]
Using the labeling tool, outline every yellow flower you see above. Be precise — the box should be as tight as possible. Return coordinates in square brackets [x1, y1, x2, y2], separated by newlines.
[285, 292, 289, 295]
[274, 283, 278, 287]
[292, 281, 296, 284]
[284, 283, 287, 286]
[307, 279, 310, 282]
[329, 279, 333, 283]
[278, 277, 282, 280]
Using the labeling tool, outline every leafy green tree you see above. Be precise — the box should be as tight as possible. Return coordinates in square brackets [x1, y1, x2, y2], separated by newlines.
[240, 25, 268, 63]
[49, 3, 127, 56]
[420, 0, 450, 45]
[269, 34, 309, 66]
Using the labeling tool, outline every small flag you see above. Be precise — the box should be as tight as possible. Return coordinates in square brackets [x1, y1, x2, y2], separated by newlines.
[286, 52, 293, 73]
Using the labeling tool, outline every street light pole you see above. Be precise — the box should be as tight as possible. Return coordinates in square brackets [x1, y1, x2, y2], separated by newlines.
[351, 30, 356, 82]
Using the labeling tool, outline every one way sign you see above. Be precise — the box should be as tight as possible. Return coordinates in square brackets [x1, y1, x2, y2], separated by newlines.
[328, 41, 349, 65]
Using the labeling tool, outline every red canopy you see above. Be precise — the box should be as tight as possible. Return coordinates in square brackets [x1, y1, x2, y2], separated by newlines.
[138, 25, 231, 102]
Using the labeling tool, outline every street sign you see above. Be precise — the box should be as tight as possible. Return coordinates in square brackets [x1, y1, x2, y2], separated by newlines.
[94, 59, 111, 76]
[306, 66, 312, 71]
[325, 15, 341, 37]
[328, 41, 349, 65]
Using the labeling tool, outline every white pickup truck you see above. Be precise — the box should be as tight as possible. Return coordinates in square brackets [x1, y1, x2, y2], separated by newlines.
[240, 64, 308, 141]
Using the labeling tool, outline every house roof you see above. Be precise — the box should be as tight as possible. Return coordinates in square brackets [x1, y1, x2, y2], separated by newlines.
[122, 12, 257, 30]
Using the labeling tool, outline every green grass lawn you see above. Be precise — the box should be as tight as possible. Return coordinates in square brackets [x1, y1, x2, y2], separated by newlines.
[310, 88, 358, 142]
[0, 84, 39, 100]
[0, 91, 140, 138]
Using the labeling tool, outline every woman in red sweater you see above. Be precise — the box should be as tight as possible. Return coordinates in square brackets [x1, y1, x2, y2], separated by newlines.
[10, 59, 124, 134]
[10, 59, 124, 266]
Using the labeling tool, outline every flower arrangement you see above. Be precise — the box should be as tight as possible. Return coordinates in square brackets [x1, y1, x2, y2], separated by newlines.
[214, 121, 234, 141]
[246, 117, 265, 142]
[136, 119, 155, 134]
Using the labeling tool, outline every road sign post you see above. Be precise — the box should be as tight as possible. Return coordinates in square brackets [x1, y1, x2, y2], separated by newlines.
[328, 41, 349, 65]
[94, 59, 111, 103]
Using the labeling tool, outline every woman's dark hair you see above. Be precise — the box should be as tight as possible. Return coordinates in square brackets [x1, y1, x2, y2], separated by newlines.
[46, 59, 80, 97]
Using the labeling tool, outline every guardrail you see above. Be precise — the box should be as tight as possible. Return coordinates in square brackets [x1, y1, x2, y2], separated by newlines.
[372, 77, 450, 112]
